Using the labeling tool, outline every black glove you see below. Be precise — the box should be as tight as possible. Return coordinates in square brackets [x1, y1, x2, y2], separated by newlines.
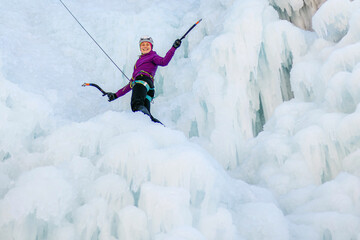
[107, 92, 117, 102]
[173, 39, 182, 49]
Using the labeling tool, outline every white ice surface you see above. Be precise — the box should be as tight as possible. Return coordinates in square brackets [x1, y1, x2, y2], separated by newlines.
[1, 0, 360, 239]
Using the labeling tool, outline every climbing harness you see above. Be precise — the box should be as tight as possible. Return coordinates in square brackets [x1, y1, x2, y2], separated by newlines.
[130, 80, 153, 92]
[130, 79, 155, 102]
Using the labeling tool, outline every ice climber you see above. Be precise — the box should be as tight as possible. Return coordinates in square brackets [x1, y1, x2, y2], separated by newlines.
[106, 36, 182, 124]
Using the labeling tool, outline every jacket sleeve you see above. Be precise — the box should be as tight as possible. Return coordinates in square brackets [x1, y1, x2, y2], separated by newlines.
[152, 47, 176, 66]
[115, 83, 132, 98]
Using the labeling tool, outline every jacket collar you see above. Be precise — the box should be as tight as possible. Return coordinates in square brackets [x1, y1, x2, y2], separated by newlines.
[141, 50, 156, 57]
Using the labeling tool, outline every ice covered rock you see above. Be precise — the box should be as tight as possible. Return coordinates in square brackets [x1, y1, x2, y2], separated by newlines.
[269, 0, 326, 30]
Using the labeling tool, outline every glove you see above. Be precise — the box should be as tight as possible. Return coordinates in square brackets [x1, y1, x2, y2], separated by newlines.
[107, 92, 117, 102]
[173, 39, 182, 49]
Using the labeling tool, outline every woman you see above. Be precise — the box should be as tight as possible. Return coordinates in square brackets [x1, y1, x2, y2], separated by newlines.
[107, 36, 182, 124]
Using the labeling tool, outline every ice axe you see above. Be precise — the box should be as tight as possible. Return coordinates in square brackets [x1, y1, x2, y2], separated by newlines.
[82, 83, 109, 96]
[180, 19, 202, 41]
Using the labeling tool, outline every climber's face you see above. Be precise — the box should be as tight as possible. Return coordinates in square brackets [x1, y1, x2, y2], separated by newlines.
[140, 42, 152, 54]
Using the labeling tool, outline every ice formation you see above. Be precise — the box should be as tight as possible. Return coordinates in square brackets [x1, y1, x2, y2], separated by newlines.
[1, 0, 360, 239]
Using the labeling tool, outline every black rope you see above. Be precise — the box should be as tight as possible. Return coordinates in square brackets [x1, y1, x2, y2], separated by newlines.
[59, 0, 130, 81]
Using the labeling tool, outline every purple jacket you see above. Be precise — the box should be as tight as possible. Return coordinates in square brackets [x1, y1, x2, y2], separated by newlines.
[116, 47, 176, 98]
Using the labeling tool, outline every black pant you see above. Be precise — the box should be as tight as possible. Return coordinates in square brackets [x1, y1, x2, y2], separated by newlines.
[130, 76, 161, 124]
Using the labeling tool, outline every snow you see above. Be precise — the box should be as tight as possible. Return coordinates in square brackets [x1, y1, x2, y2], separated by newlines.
[1, 0, 360, 239]
[312, 0, 352, 42]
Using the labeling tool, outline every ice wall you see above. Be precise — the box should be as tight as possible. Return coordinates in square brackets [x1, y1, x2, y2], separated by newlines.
[233, 0, 360, 238]
[0, 73, 283, 239]
[0, 1, 288, 239]
[1, 0, 360, 239]
[165, 0, 312, 168]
